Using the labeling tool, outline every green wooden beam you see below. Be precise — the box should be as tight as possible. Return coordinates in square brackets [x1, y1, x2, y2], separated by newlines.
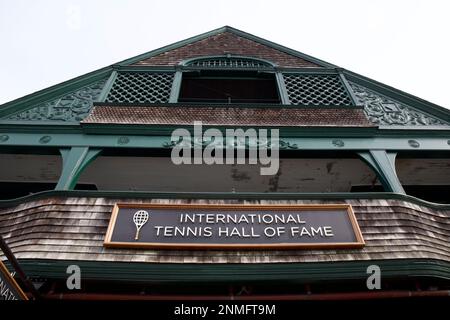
[97, 71, 118, 102]
[55, 147, 102, 190]
[0, 190, 449, 209]
[1, 132, 449, 150]
[9, 258, 450, 284]
[337, 69, 360, 107]
[358, 150, 405, 194]
[275, 72, 290, 104]
[169, 70, 183, 103]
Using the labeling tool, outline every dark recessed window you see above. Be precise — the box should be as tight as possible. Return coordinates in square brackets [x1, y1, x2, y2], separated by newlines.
[178, 70, 280, 104]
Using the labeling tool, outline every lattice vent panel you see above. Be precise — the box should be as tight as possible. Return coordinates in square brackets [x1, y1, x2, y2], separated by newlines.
[283, 74, 353, 106]
[105, 72, 174, 103]
[186, 58, 271, 68]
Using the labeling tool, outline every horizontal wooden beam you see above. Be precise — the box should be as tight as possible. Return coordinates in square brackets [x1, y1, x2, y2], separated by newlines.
[0, 132, 449, 150]
[8, 258, 450, 283]
[0, 190, 449, 209]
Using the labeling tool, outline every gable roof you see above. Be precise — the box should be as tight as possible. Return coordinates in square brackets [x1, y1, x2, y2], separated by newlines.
[0, 26, 448, 128]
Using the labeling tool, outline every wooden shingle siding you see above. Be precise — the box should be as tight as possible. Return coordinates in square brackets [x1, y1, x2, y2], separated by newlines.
[0, 197, 449, 264]
[133, 31, 319, 68]
[82, 106, 373, 127]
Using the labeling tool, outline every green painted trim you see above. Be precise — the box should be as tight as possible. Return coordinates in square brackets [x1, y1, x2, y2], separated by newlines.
[92, 102, 362, 110]
[380, 125, 450, 131]
[0, 190, 449, 209]
[9, 259, 450, 283]
[1, 132, 450, 149]
[0, 121, 81, 128]
[338, 70, 360, 107]
[81, 126, 448, 139]
[275, 72, 290, 104]
[82, 125, 377, 136]
[98, 71, 118, 102]
[358, 151, 405, 194]
[169, 70, 183, 103]
[55, 147, 102, 190]
[59, 148, 70, 168]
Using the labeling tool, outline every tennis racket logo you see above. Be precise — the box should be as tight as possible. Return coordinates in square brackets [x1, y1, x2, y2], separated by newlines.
[133, 210, 149, 240]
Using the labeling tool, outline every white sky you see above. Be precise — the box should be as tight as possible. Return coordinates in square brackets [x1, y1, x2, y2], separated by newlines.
[0, 0, 449, 109]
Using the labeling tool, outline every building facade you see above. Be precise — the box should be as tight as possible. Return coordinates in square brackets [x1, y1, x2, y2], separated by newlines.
[0, 26, 449, 300]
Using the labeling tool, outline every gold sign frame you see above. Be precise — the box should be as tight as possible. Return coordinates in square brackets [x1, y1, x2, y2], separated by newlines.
[0, 260, 28, 300]
[104, 203, 365, 250]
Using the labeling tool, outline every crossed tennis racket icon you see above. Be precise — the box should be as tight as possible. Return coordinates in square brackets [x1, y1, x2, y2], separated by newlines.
[133, 210, 149, 240]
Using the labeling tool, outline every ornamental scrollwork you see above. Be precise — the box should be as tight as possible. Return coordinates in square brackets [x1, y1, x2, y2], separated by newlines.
[6, 79, 107, 122]
[163, 138, 299, 150]
[349, 82, 447, 126]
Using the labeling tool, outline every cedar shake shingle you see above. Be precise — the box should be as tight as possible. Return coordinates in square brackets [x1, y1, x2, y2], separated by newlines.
[82, 105, 374, 127]
[1, 198, 448, 264]
[133, 32, 319, 68]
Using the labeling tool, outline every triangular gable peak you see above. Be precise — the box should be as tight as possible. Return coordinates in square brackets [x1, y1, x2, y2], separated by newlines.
[0, 26, 448, 129]
[132, 31, 320, 68]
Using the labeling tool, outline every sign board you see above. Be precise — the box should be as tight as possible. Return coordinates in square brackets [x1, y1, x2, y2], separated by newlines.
[0, 260, 28, 300]
[104, 204, 364, 249]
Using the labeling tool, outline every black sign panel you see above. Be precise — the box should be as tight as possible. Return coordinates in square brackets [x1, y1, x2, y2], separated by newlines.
[104, 204, 364, 249]
[0, 260, 28, 300]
